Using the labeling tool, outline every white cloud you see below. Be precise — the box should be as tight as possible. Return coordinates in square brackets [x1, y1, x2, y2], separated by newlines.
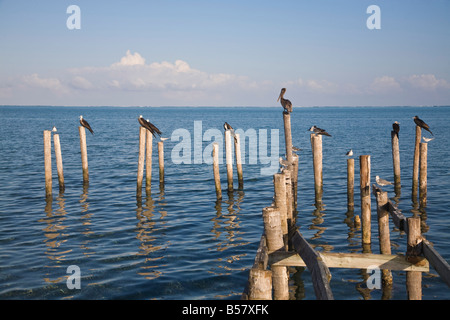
[406, 74, 450, 91]
[112, 50, 146, 66]
[369, 76, 401, 94]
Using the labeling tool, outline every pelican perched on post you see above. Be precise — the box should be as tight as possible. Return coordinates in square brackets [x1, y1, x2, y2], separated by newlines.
[138, 115, 162, 138]
[308, 125, 331, 137]
[413, 116, 433, 136]
[79, 115, 94, 135]
[277, 88, 292, 113]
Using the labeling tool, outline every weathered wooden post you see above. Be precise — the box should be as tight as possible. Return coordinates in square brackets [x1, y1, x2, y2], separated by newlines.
[225, 130, 233, 192]
[283, 169, 294, 232]
[247, 269, 272, 300]
[292, 154, 299, 209]
[273, 173, 288, 247]
[283, 112, 293, 164]
[43, 130, 52, 198]
[359, 155, 371, 245]
[311, 134, 323, 203]
[419, 142, 427, 208]
[374, 188, 393, 285]
[406, 217, 422, 300]
[136, 127, 146, 197]
[234, 133, 244, 190]
[391, 131, 401, 192]
[79, 126, 89, 184]
[53, 133, 65, 192]
[347, 158, 354, 210]
[145, 130, 153, 191]
[212, 143, 222, 200]
[158, 141, 164, 185]
[412, 126, 422, 202]
[262, 206, 289, 300]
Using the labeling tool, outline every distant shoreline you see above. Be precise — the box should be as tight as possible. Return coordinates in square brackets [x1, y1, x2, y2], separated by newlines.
[1, 105, 449, 108]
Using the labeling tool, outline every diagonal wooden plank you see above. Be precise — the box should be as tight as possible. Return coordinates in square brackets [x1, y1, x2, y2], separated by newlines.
[291, 231, 333, 300]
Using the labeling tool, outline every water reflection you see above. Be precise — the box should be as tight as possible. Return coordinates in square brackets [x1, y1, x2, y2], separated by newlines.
[79, 184, 94, 258]
[135, 190, 168, 280]
[209, 190, 249, 277]
[40, 193, 70, 284]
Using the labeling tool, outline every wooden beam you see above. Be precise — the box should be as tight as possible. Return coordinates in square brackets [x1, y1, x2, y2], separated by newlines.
[269, 251, 429, 272]
[291, 231, 334, 300]
[422, 239, 450, 287]
[252, 234, 269, 270]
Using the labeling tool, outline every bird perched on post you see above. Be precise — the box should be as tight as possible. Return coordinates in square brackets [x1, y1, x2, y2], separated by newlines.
[138, 115, 162, 138]
[277, 88, 293, 114]
[413, 116, 433, 136]
[52, 126, 57, 132]
[308, 125, 331, 137]
[392, 121, 400, 138]
[79, 115, 94, 135]
[346, 149, 353, 157]
[376, 175, 392, 186]
[224, 122, 235, 137]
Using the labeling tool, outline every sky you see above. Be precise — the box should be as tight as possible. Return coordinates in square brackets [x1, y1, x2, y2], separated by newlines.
[0, 0, 449, 107]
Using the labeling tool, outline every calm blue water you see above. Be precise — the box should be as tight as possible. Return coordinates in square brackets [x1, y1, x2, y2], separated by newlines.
[0, 106, 449, 300]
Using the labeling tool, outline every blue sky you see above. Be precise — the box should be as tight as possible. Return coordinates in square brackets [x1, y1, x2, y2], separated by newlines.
[0, 0, 449, 106]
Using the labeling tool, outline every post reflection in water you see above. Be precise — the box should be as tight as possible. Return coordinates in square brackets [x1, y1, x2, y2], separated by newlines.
[209, 190, 249, 277]
[135, 188, 168, 280]
[40, 192, 70, 284]
[80, 184, 94, 258]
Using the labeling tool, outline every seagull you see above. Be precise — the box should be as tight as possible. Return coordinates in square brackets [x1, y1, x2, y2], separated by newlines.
[138, 115, 162, 138]
[376, 175, 392, 186]
[79, 115, 94, 135]
[413, 116, 433, 136]
[392, 121, 400, 138]
[160, 137, 169, 141]
[224, 122, 235, 137]
[279, 157, 290, 167]
[308, 125, 331, 137]
[292, 146, 302, 152]
[346, 149, 353, 156]
[277, 88, 293, 114]
[422, 137, 434, 143]
[52, 126, 57, 132]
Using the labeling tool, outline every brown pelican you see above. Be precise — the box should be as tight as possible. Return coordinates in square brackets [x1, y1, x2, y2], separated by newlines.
[376, 175, 392, 186]
[277, 88, 292, 113]
[392, 121, 400, 138]
[309, 125, 331, 137]
[79, 115, 94, 134]
[413, 116, 433, 136]
[138, 115, 162, 138]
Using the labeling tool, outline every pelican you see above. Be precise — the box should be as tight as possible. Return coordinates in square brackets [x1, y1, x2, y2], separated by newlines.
[277, 88, 292, 113]
[79, 115, 94, 135]
[376, 175, 392, 186]
[52, 126, 57, 132]
[308, 125, 331, 137]
[413, 116, 433, 136]
[138, 115, 162, 138]
[392, 121, 400, 138]
[423, 137, 434, 143]
[346, 149, 353, 156]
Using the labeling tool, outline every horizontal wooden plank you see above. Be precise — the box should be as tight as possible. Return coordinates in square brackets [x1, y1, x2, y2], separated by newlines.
[422, 239, 450, 287]
[270, 251, 429, 272]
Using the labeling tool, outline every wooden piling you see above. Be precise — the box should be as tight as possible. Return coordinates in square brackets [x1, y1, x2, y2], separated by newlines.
[247, 269, 272, 300]
[419, 142, 427, 207]
[145, 130, 153, 191]
[292, 154, 299, 208]
[225, 130, 233, 192]
[283, 112, 293, 164]
[212, 143, 222, 200]
[311, 134, 323, 202]
[158, 141, 164, 185]
[283, 169, 294, 231]
[43, 130, 52, 197]
[53, 133, 64, 192]
[391, 131, 401, 190]
[262, 206, 289, 300]
[374, 188, 393, 285]
[234, 133, 244, 190]
[347, 158, 354, 209]
[137, 127, 146, 196]
[273, 173, 288, 246]
[79, 126, 89, 184]
[406, 217, 422, 300]
[359, 155, 371, 245]
[412, 126, 421, 201]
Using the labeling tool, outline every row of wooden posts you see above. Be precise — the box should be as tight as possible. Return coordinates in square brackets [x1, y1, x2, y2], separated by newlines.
[242, 111, 450, 300]
[43, 126, 167, 198]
